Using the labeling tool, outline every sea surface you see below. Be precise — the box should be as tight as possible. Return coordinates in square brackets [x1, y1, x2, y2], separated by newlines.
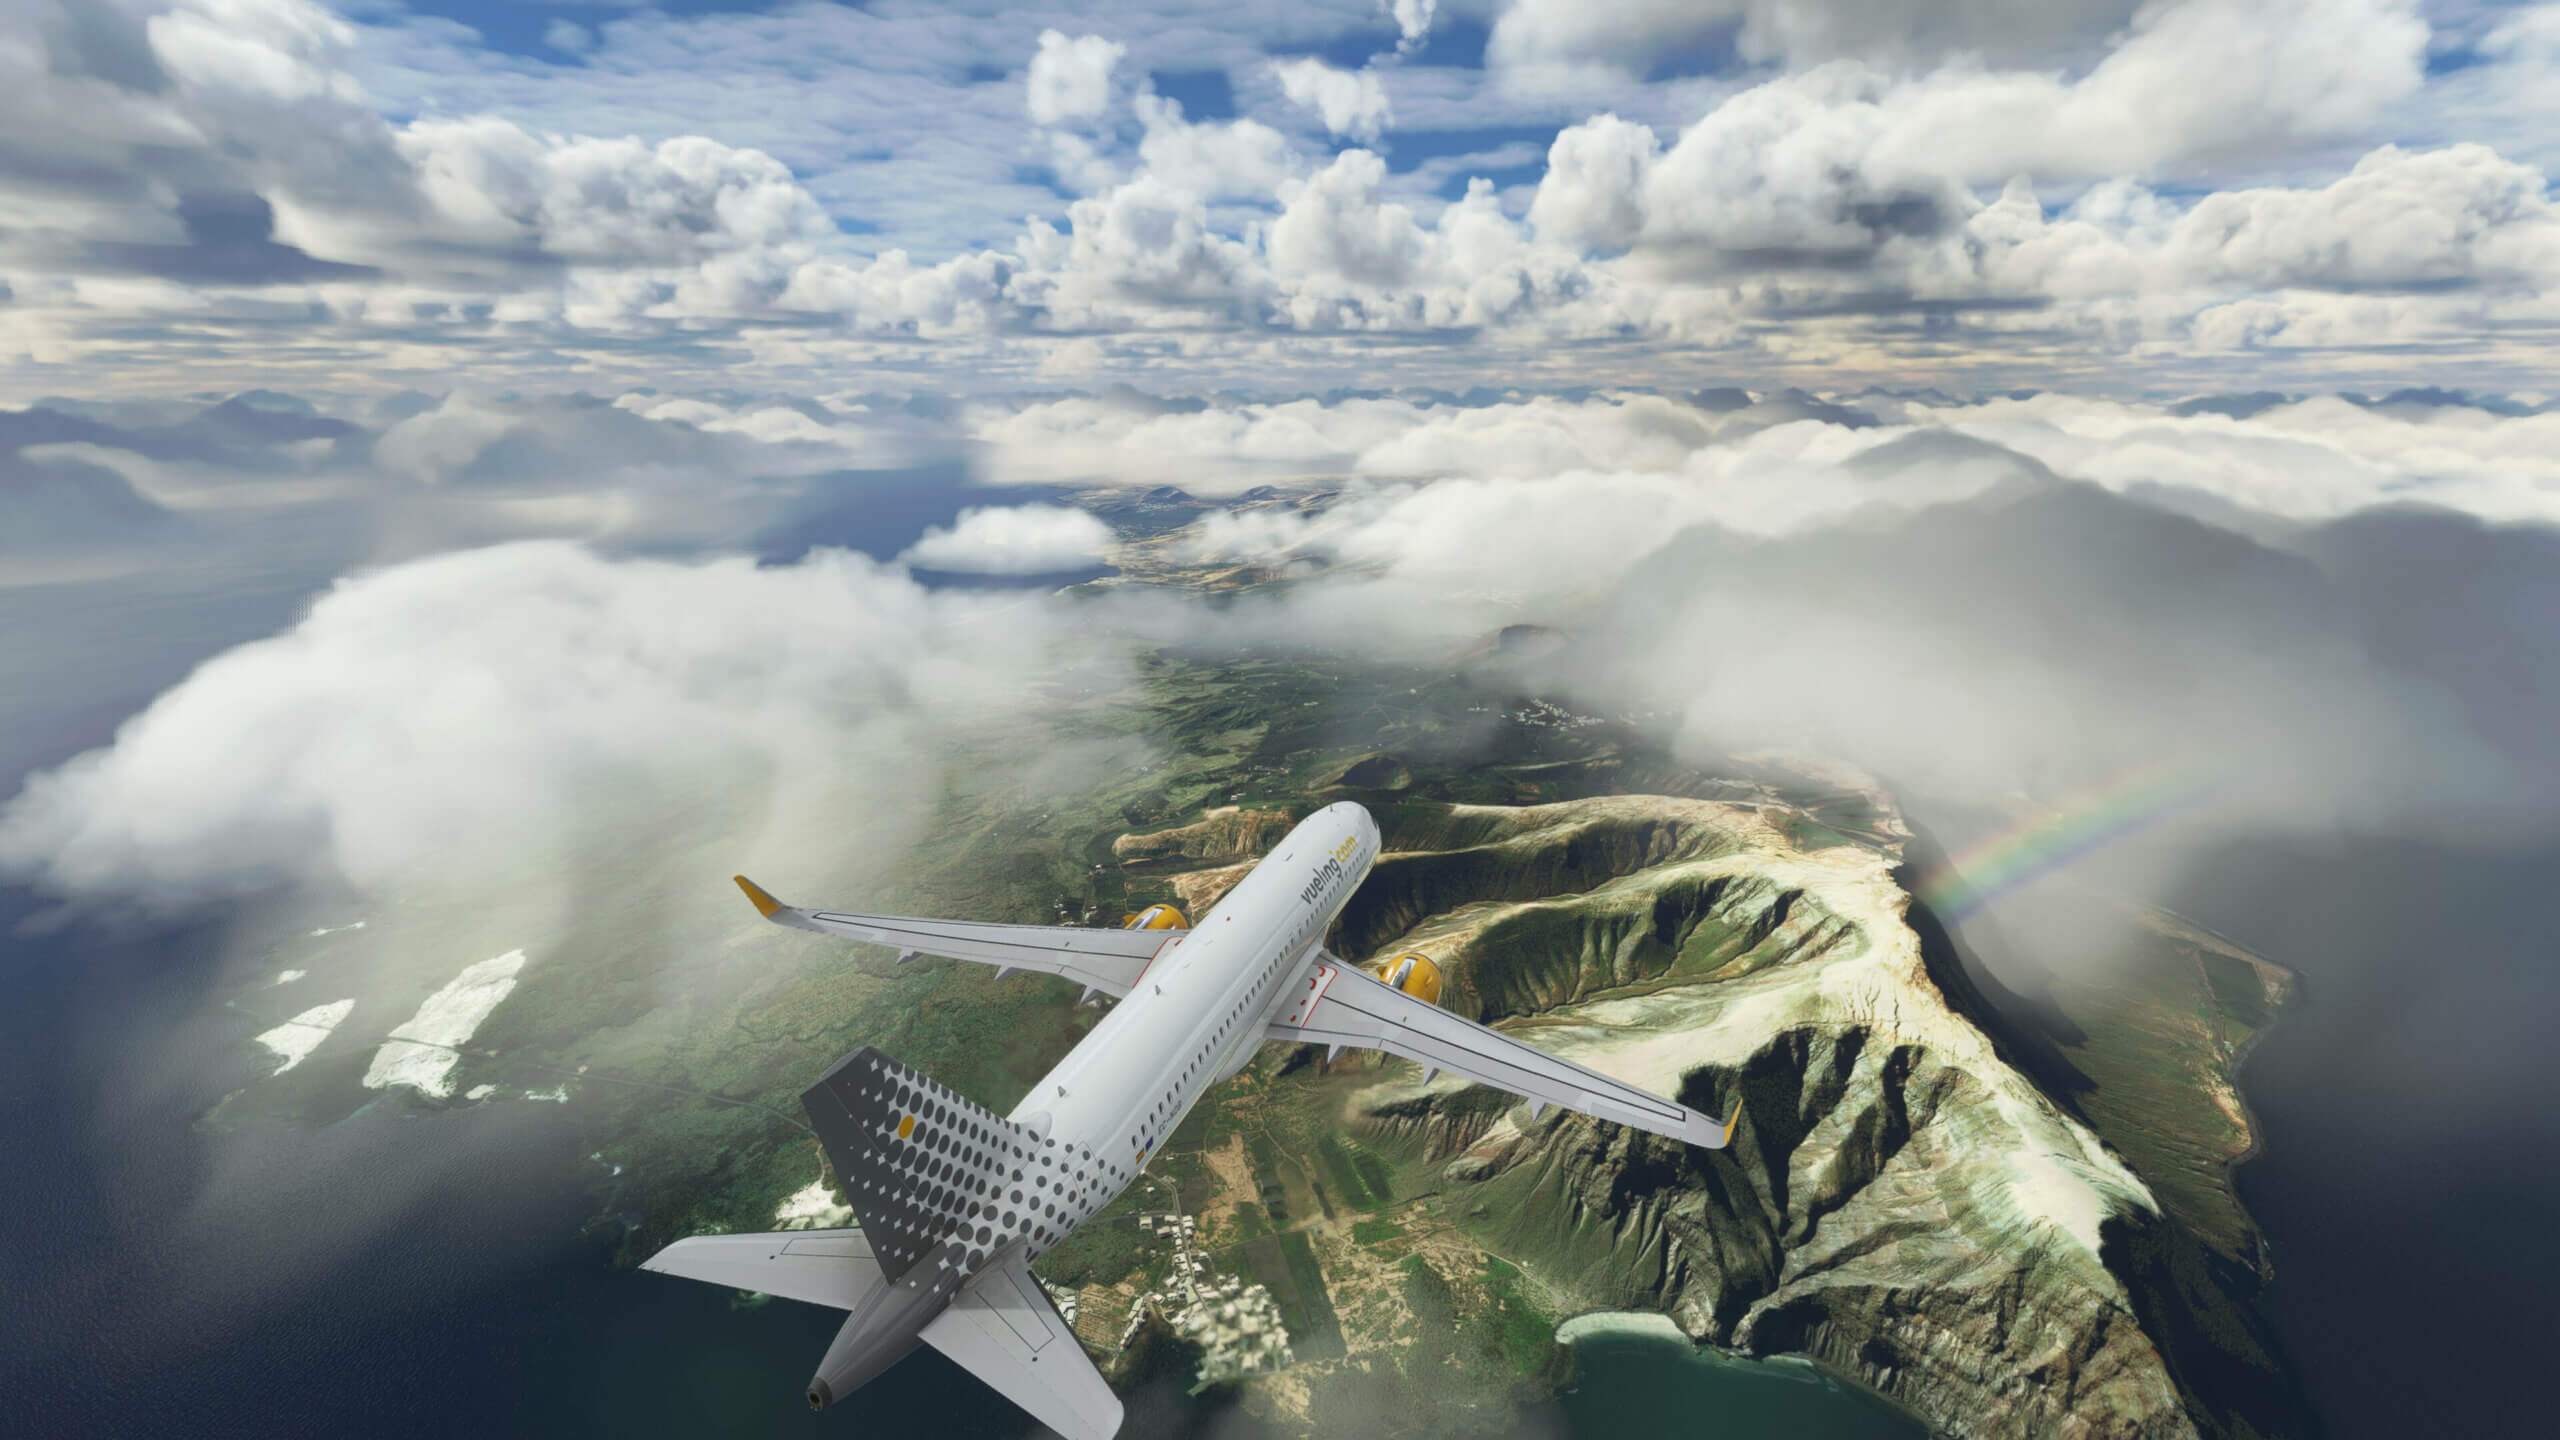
[1560, 1328, 1924, 1440]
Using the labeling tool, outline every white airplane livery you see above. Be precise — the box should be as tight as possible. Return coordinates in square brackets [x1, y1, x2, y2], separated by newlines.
[642, 801, 1738, 1438]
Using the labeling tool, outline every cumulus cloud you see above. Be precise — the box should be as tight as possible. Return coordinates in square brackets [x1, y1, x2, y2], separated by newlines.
[1024, 30, 1125, 126]
[1, 1, 2554, 396]
[1528, 114, 1659, 253]
[1270, 58, 1394, 143]
[2165, 143, 2560, 291]
[393, 120, 836, 268]
[1131, 95, 1300, 202]
[1014, 174, 1265, 321]
[0, 0, 884, 345]
[1383, 0, 1438, 53]
[1526, 0, 2434, 272]
[897, 503, 1115, 573]
[0, 0, 407, 276]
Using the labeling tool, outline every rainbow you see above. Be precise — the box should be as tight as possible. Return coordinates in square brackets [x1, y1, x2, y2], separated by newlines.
[1914, 761, 2224, 924]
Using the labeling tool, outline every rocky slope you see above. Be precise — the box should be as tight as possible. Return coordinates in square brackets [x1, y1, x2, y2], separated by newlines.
[1138, 785, 2302, 1439]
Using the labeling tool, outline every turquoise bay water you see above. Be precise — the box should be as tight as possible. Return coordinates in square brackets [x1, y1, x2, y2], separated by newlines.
[1561, 1326, 1928, 1440]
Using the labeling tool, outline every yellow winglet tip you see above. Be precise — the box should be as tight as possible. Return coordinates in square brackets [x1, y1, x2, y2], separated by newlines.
[734, 874, 785, 918]
[1718, 1106, 1742, 1148]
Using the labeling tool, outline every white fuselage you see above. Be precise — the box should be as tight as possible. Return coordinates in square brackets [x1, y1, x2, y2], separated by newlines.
[1002, 802, 1380, 1256]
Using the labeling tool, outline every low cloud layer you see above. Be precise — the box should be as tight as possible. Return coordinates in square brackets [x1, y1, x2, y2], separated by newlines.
[41, 375, 2551, 883]
[970, 384, 2560, 526]
[899, 503, 1116, 573]
[0, 541, 1130, 908]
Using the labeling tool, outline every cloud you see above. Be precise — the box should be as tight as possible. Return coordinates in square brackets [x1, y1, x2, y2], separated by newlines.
[1270, 58, 1393, 143]
[54, 377, 2558, 926]
[2165, 143, 2560, 292]
[0, 541, 1127, 908]
[1556, 481, 2544, 842]
[897, 503, 1115, 573]
[1093, 394, 2560, 842]
[1483, 0, 2385, 99]
[0, 0, 409, 277]
[394, 119, 836, 268]
[1526, 0, 2434, 270]
[1014, 173, 1265, 322]
[1262, 154, 1596, 329]
[0, 2, 2554, 396]
[1132, 95, 1300, 202]
[1383, 0, 1438, 53]
[1527, 114, 1659, 252]
[1025, 30, 1125, 126]
[977, 383, 2560, 534]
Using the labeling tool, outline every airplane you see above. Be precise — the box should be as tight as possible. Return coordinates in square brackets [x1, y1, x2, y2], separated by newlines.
[642, 800, 1739, 1439]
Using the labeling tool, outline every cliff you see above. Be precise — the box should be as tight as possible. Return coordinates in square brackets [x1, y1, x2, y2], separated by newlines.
[1137, 785, 2304, 1439]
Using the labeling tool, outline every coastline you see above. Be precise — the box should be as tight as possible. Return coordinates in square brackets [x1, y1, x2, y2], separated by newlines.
[1554, 1311, 1938, 1436]
[2154, 903, 2303, 1283]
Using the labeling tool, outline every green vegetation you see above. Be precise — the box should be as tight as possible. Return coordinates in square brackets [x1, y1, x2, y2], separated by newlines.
[1244, 1132, 1292, 1224]
[1399, 1254, 1457, 1331]
[1351, 1216, 1405, 1246]
[1222, 1201, 1274, 1243]
[1471, 1259, 1554, 1377]
[1314, 1132, 1392, 1211]
[1034, 1210, 1151, 1289]
[1244, 1231, 1346, 1361]
[2032, 913, 2294, 1264]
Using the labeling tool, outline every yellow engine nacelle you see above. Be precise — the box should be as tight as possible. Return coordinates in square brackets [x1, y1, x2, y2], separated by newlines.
[1375, 952, 1443, 1006]
[1121, 904, 1189, 930]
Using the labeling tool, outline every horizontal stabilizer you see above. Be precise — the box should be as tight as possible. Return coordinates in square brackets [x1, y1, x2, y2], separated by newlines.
[923, 1249, 1123, 1440]
[641, 1228, 887, 1311]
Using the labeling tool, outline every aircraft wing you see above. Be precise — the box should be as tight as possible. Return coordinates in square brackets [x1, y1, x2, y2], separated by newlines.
[921, 1250, 1123, 1440]
[733, 876, 1174, 999]
[640, 1229, 889, 1311]
[1264, 958, 1739, 1150]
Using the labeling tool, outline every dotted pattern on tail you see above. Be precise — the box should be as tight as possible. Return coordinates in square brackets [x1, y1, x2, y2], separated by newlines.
[800, 1046, 1113, 1284]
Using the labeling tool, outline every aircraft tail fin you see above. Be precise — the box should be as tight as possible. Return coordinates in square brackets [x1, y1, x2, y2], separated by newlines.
[801, 1045, 1027, 1283]
[923, 1245, 1124, 1440]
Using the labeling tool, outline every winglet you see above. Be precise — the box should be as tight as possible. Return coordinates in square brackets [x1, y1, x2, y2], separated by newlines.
[1714, 1103, 1742, 1149]
[734, 874, 787, 918]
